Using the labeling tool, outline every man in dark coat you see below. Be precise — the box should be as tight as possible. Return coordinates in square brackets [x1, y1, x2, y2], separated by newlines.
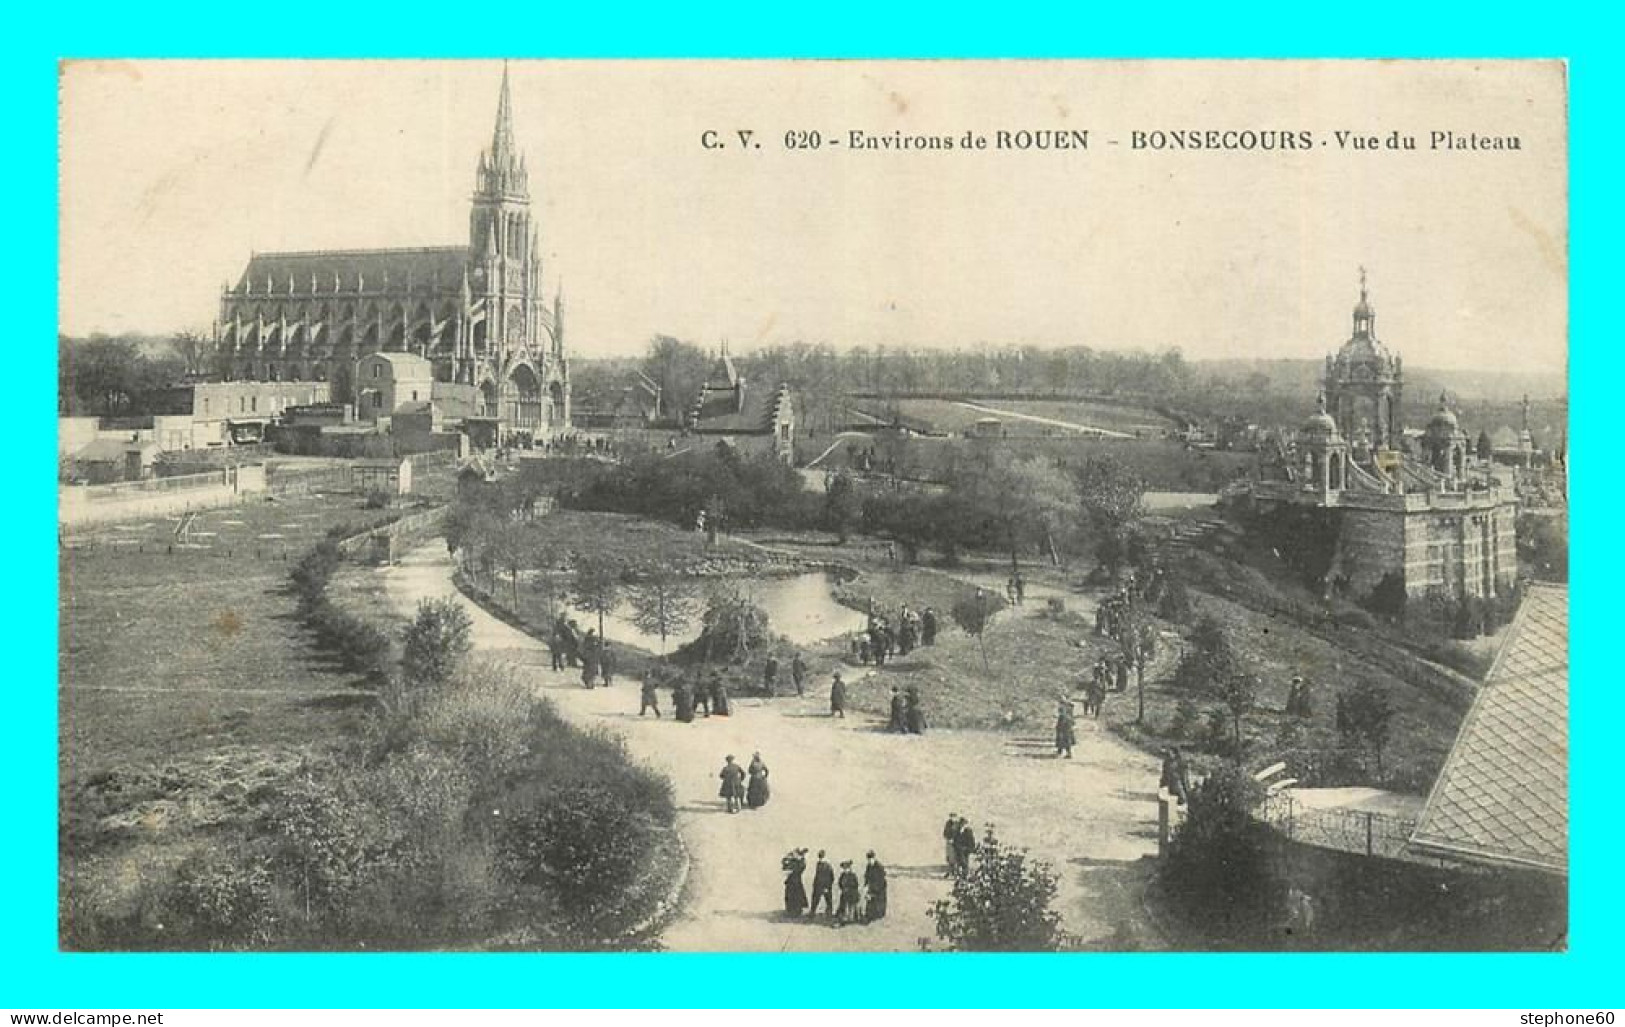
[549, 615, 568, 671]
[809, 850, 836, 917]
[639, 676, 662, 717]
[830, 672, 846, 719]
[719, 755, 746, 813]
[921, 607, 938, 646]
[599, 642, 617, 687]
[887, 687, 907, 733]
[791, 652, 807, 696]
[762, 654, 779, 697]
[1055, 699, 1076, 758]
[954, 819, 979, 875]
[943, 813, 961, 877]
[863, 851, 888, 921]
[692, 674, 711, 717]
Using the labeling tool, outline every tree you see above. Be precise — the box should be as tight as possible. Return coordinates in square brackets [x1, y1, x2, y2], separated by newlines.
[571, 553, 626, 640]
[950, 589, 1005, 674]
[928, 826, 1067, 951]
[1335, 681, 1397, 776]
[1363, 571, 1408, 621]
[1173, 615, 1242, 694]
[1074, 456, 1147, 581]
[824, 470, 863, 543]
[401, 598, 473, 690]
[1215, 670, 1259, 753]
[171, 330, 213, 376]
[1108, 592, 1159, 724]
[626, 565, 701, 653]
[487, 520, 532, 609]
[698, 584, 772, 663]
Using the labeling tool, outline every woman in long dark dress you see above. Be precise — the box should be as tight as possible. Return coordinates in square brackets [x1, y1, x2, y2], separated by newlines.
[782, 849, 809, 917]
[710, 676, 731, 717]
[746, 752, 771, 809]
[673, 680, 695, 723]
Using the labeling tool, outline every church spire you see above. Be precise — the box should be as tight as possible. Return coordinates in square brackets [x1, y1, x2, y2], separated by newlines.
[492, 61, 516, 165]
[476, 61, 528, 199]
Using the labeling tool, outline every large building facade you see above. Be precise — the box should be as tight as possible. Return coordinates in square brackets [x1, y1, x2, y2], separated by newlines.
[1247, 275, 1518, 604]
[213, 66, 570, 436]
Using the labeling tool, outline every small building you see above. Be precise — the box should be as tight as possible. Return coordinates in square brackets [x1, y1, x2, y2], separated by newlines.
[72, 437, 162, 484]
[574, 373, 664, 430]
[351, 456, 412, 496]
[145, 380, 332, 449]
[355, 352, 435, 423]
[688, 346, 795, 463]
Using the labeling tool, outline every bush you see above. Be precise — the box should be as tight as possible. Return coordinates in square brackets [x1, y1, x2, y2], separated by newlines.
[401, 597, 474, 689]
[163, 845, 281, 950]
[364, 489, 392, 510]
[496, 782, 656, 916]
[1169, 697, 1201, 740]
[927, 826, 1068, 951]
[1158, 576, 1196, 624]
[1163, 761, 1273, 925]
[1334, 607, 1376, 631]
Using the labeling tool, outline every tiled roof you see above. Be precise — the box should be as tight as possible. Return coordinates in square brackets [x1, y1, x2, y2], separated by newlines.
[691, 383, 789, 434]
[237, 248, 469, 294]
[1409, 584, 1568, 875]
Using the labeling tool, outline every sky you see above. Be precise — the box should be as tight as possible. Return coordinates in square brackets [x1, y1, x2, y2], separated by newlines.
[58, 60, 1568, 373]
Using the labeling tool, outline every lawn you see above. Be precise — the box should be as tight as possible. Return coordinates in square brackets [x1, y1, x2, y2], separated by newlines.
[59, 494, 395, 947]
[861, 398, 1172, 436]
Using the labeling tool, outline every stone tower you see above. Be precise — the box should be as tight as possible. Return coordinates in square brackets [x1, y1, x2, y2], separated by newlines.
[1325, 268, 1404, 453]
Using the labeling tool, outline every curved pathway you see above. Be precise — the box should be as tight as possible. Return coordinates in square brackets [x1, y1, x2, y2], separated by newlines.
[382, 542, 1165, 952]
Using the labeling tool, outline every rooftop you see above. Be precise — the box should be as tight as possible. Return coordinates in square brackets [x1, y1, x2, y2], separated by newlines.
[1408, 584, 1568, 875]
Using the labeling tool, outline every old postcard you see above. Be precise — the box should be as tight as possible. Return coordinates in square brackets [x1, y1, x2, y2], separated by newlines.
[58, 59, 1567, 953]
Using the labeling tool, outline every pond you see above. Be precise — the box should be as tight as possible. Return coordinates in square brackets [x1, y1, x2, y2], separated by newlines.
[594, 571, 869, 652]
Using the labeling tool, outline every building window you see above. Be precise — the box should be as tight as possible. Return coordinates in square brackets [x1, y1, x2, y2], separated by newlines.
[373, 393, 382, 410]
[372, 364, 382, 380]
[411, 390, 419, 401]
[239, 397, 246, 413]
[251, 396, 257, 412]
[203, 398, 210, 416]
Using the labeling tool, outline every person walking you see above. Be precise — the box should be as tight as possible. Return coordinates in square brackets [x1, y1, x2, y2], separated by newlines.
[1055, 699, 1076, 759]
[791, 652, 807, 696]
[693, 674, 712, 717]
[548, 614, 568, 671]
[1014, 572, 1026, 606]
[639, 676, 662, 718]
[830, 672, 846, 719]
[718, 755, 746, 814]
[836, 861, 862, 924]
[710, 674, 731, 717]
[942, 813, 961, 877]
[809, 851, 835, 917]
[580, 629, 600, 688]
[599, 642, 617, 687]
[782, 849, 809, 917]
[862, 851, 888, 922]
[762, 654, 779, 697]
[954, 818, 979, 875]
[746, 752, 771, 809]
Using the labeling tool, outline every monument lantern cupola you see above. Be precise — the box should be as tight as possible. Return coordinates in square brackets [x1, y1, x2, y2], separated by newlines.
[1325, 267, 1404, 454]
[1300, 391, 1349, 495]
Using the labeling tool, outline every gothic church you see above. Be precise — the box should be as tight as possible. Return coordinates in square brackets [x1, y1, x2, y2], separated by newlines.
[213, 65, 570, 433]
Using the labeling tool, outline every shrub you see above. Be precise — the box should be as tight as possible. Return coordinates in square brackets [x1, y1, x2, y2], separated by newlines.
[401, 598, 474, 690]
[1169, 697, 1202, 740]
[1157, 575, 1196, 624]
[163, 845, 280, 950]
[927, 826, 1068, 951]
[1336, 680, 1397, 776]
[364, 489, 393, 510]
[1163, 761, 1273, 925]
[496, 782, 656, 916]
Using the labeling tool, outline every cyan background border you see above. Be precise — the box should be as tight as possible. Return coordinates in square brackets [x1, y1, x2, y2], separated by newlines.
[15, 1, 1610, 1008]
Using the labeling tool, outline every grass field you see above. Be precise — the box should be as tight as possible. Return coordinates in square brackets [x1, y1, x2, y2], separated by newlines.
[58, 491, 400, 945]
[859, 398, 1173, 437]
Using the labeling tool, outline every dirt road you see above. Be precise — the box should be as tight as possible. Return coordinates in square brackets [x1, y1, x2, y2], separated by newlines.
[383, 542, 1166, 952]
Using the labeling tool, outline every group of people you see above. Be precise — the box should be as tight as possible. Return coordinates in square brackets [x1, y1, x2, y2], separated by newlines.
[759, 651, 809, 697]
[1284, 675, 1314, 718]
[549, 614, 618, 688]
[941, 813, 980, 876]
[782, 848, 888, 925]
[852, 602, 938, 666]
[671, 672, 732, 721]
[1006, 572, 1026, 606]
[717, 753, 771, 813]
[885, 685, 928, 734]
